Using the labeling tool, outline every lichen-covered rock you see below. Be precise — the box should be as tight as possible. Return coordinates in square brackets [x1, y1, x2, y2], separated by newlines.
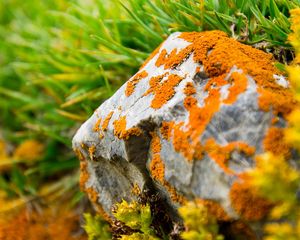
[73, 31, 296, 235]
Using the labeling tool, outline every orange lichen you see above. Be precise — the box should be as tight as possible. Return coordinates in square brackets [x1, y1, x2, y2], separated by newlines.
[82, 184, 111, 222]
[184, 82, 196, 96]
[99, 132, 104, 139]
[143, 74, 167, 96]
[113, 116, 142, 140]
[85, 187, 99, 203]
[137, 31, 295, 167]
[93, 118, 102, 132]
[160, 121, 174, 140]
[195, 199, 230, 221]
[74, 148, 85, 161]
[178, 31, 295, 116]
[229, 181, 272, 221]
[125, 70, 148, 97]
[79, 161, 89, 190]
[263, 127, 291, 158]
[149, 132, 164, 182]
[102, 111, 114, 131]
[223, 72, 248, 104]
[94, 204, 111, 223]
[131, 183, 141, 196]
[205, 138, 255, 175]
[155, 45, 194, 69]
[258, 87, 296, 116]
[147, 74, 183, 109]
[155, 48, 169, 67]
[88, 145, 96, 160]
[149, 132, 186, 204]
[172, 123, 194, 160]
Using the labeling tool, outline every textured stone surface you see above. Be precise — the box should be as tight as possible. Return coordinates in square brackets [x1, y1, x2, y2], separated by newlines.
[73, 31, 295, 228]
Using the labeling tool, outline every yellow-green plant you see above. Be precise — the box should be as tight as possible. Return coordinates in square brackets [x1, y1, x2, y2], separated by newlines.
[113, 200, 159, 239]
[178, 202, 223, 240]
[83, 213, 112, 240]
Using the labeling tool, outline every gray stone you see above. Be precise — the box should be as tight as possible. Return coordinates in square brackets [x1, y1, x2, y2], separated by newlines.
[73, 31, 293, 233]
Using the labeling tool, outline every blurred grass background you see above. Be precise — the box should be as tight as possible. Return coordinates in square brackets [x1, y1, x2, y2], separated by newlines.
[1, 0, 300, 237]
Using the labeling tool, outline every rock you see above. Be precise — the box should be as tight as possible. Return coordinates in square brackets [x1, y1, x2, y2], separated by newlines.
[73, 30, 295, 236]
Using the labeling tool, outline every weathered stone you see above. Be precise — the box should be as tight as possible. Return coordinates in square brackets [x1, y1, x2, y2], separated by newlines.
[73, 31, 295, 235]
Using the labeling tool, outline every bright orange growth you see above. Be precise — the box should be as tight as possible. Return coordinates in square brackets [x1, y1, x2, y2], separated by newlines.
[93, 118, 102, 132]
[102, 111, 114, 131]
[143, 74, 167, 96]
[258, 87, 296, 116]
[149, 132, 186, 204]
[229, 181, 272, 221]
[155, 46, 194, 69]
[0, 207, 86, 240]
[149, 132, 164, 182]
[178, 31, 296, 116]
[172, 122, 194, 160]
[168, 78, 223, 161]
[79, 161, 89, 190]
[263, 127, 291, 158]
[88, 145, 96, 160]
[113, 116, 142, 140]
[205, 138, 255, 175]
[74, 148, 85, 161]
[146, 74, 183, 109]
[160, 121, 175, 140]
[144, 31, 295, 167]
[125, 70, 148, 97]
[131, 183, 141, 196]
[184, 82, 196, 96]
[85, 187, 99, 203]
[196, 199, 230, 221]
[223, 72, 248, 104]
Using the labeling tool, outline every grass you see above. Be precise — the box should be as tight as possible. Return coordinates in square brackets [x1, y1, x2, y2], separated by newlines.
[0, 0, 300, 213]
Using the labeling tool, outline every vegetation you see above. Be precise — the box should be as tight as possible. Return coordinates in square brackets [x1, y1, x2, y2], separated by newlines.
[178, 202, 223, 240]
[83, 213, 112, 240]
[1, 0, 300, 239]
